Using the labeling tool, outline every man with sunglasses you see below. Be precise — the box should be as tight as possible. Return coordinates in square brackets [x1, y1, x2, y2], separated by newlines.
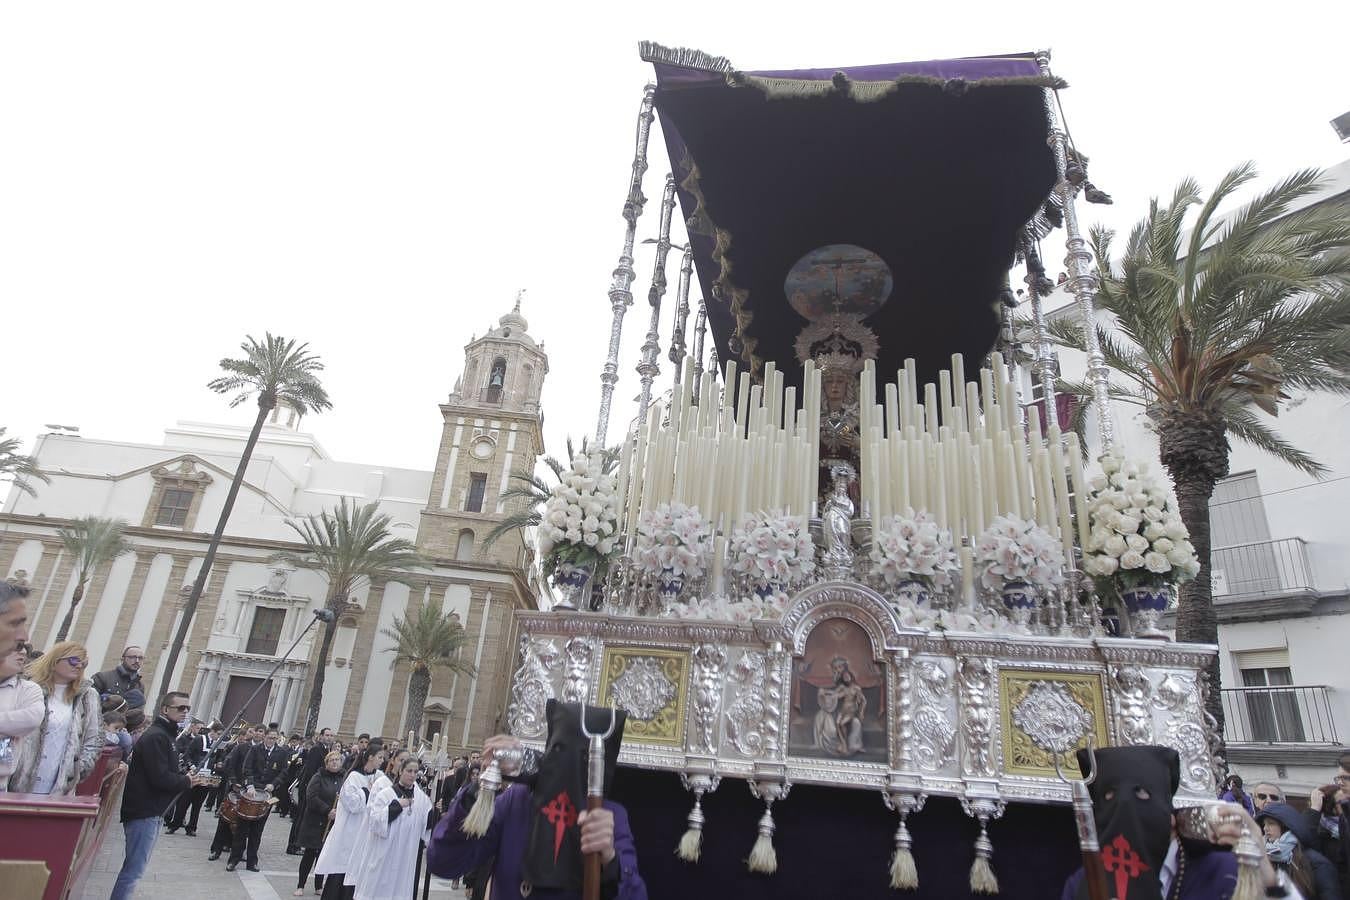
[111, 691, 210, 900]
[1253, 782, 1285, 811]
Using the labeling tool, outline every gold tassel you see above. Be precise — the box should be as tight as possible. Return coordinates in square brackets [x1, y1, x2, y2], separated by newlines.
[676, 790, 705, 863]
[460, 759, 501, 837]
[746, 805, 777, 874]
[1231, 821, 1265, 900]
[889, 813, 918, 890]
[969, 816, 999, 894]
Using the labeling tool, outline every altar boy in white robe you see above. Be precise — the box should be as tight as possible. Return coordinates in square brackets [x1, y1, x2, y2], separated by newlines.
[341, 749, 405, 895]
[315, 744, 386, 900]
[351, 757, 433, 900]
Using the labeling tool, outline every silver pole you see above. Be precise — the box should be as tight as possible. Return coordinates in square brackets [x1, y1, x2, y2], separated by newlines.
[669, 245, 694, 393]
[595, 84, 658, 445]
[691, 297, 709, 385]
[1036, 50, 1113, 450]
[635, 173, 678, 432]
[1022, 227, 1059, 424]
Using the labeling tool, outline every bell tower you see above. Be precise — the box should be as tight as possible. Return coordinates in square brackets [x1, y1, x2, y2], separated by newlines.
[419, 293, 548, 568]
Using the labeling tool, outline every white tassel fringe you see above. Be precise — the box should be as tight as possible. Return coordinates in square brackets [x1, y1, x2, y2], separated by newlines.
[460, 760, 501, 837]
[969, 817, 999, 895]
[746, 806, 777, 874]
[889, 815, 918, 890]
[676, 791, 705, 863]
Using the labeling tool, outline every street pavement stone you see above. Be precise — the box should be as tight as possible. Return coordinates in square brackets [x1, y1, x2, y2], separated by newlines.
[80, 809, 462, 899]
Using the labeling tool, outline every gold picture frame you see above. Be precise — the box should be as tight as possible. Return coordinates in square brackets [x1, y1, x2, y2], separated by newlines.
[998, 669, 1109, 778]
[598, 647, 689, 747]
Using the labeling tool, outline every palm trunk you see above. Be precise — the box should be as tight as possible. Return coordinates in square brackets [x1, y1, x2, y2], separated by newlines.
[403, 667, 430, 742]
[303, 602, 340, 736]
[157, 396, 274, 699]
[53, 578, 86, 644]
[1159, 410, 1229, 759]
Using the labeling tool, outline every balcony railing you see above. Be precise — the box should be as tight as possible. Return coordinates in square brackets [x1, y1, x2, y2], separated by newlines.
[1211, 537, 1315, 602]
[1221, 685, 1339, 745]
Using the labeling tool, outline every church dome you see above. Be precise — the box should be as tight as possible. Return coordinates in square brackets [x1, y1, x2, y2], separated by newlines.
[498, 291, 528, 335]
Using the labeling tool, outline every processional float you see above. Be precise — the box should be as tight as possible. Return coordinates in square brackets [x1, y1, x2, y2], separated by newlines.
[505, 44, 1223, 899]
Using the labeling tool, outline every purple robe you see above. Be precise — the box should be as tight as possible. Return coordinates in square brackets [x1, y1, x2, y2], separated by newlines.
[427, 783, 646, 900]
[1061, 847, 1239, 900]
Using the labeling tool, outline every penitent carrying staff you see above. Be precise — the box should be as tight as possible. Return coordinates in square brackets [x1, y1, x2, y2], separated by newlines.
[426, 701, 647, 900]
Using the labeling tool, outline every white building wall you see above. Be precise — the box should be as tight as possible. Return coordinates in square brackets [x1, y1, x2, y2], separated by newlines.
[84, 552, 138, 671]
[355, 581, 412, 736]
[126, 552, 174, 650]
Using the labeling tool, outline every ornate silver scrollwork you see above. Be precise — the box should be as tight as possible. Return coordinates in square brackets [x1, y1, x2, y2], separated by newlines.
[958, 657, 997, 777]
[506, 637, 561, 738]
[691, 643, 727, 754]
[562, 636, 595, 704]
[725, 649, 768, 757]
[1110, 664, 1154, 745]
[912, 660, 956, 772]
[610, 656, 679, 721]
[1150, 671, 1213, 793]
[1011, 682, 1092, 755]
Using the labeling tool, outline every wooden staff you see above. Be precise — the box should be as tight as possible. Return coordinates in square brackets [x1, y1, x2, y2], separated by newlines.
[1055, 745, 1110, 900]
[580, 709, 618, 900]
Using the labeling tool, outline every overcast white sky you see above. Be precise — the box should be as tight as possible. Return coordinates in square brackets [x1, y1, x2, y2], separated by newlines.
[2, 2, 1346, 480]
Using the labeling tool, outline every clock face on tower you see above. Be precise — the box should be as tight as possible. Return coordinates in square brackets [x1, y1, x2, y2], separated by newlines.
[471, 437, 494, 460]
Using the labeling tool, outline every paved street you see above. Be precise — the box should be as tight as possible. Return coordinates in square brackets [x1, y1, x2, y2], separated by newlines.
[80, 808, 462, 900]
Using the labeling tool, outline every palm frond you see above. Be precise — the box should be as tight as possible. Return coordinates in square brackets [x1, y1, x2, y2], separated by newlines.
[1223, 403, 1327, 477]
[208, 333, 334, 414]
[379, 602, 476, 677]
[0, 428, 50, 497]
[279, 498, 427, 601]
[56, 516, 133, 585]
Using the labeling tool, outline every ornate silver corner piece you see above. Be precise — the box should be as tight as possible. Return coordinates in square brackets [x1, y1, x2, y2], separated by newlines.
[958, 657, 997, 777]
[506, 637, 561, 738]
[912, 660, 957, 772]
[1012, 681, 1092, 755]
[562, 637, 595, 704]
[691, 643, 727, 754]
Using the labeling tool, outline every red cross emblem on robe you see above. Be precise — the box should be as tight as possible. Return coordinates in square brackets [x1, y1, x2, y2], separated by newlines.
[1101, 833, 1151, 900]
[540, 791, 578, 862]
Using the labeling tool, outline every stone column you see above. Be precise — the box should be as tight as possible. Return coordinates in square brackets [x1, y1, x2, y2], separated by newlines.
[338, 579, 390, 738]
[106, 552, 153, 662]
[142, 555, 194, 690]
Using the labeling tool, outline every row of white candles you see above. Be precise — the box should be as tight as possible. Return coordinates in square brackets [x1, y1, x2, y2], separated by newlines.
[615, 355, 823, 537]
[857, 353, 1091, 563]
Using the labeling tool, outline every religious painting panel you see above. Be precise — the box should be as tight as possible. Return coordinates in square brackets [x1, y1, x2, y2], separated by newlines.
[597, 647, 689, 747]
[789, 617, 887, 763]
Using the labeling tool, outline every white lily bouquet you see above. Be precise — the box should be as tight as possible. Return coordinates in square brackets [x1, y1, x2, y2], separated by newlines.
[633, 502, 714, 589]
[868, 508, 959, 591]
[1081, 451, 1200, 594]
[536, 452, 620, 573]
[974, 514, 1066, 594]
[728, 510, 816, 595]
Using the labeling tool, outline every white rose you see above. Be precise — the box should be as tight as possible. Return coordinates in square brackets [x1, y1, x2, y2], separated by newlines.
[1164, 522, 1188, 541]
[1166, 547, 1193, 567]
[1101, 455, 1120, 475]
[1104, 535, 1128, 557]
[1110, 472, 1127, 488]
[1142, 507, 1165, 522]
[1114, 515, 1141, 535]
[1152, 537, 1174, 554]
[1120, 550, 1146, 570]
[1144, 552, 1171, 574]
[583, 532, 599, 547]
[1125, 533, 1149, 553]
[1143, 523, 1166, 541]
[564, 528, 582, 543]
[1094, 555, 1119, 576]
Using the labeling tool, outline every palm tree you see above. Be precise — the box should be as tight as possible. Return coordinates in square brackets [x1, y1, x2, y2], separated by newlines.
[380, 603, 475, 742]
[0, 428, 50, 498]
[277, 499, 427, 736]
[1048, 163, 1350, 734]
[157, 334, 332, 698]
[52, 516, 132, 643]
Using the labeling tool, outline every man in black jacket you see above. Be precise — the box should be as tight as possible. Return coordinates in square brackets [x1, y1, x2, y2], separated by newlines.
[111, 691, 208, 900]
[227, 727, 289, 872]
[287, 727, 334, 854]
[91, 645, 147, 711]
[208, 724, 260, 860]
[166, 720, 213, 835]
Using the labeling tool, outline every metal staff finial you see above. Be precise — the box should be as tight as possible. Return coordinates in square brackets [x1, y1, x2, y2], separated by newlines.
[1036, 51, 1114, 451]
[596, 84, 657, 445]
[635, 173, 678, 433]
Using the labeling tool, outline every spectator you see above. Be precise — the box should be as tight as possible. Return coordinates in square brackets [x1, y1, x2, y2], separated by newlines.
[0, 579, 32, 653]
[111, 691, 208, 900]
[1331, 751, 1350, 898]
[1255, 781, 1286, 811]
[1256, 802, 1342, 899]
[290, 727, 336, 854]
[295, 749, 345, 897]
[1307, 782, 1347, 884]
[91, 645, 147, 712]
[314, 742, 386, 900]
[1221, 773, 1257, 815]
[0, 641, 44, 791]
[103, 711, 132, 761]
[8, 640, 103, 795]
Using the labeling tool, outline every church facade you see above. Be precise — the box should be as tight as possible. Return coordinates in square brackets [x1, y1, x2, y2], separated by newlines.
[0, 300, 548, 750]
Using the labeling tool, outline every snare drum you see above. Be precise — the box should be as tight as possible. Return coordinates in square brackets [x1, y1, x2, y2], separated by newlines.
[235, 789, 271, 821]
[220, 792, 241, 825]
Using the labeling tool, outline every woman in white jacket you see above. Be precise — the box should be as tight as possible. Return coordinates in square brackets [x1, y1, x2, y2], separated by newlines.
[314, 745, 385, 900]
[0, 644, 44, 791]
[8, 641, 103, 795]
[350, 757, 432, 900]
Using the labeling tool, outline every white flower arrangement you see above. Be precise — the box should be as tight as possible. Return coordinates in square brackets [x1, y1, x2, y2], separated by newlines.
[868, 508, 959, 589]
[669, 592, 790, 623]
[633, 502, 713, 585]
[1081, 450, 1200, 592]
[537, 452, 620, 571]
[728, 510, 816, 590]
[974, 514, 1066, 593]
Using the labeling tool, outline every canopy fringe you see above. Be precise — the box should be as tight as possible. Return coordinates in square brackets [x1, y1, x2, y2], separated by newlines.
[729, 71, 1068, 102]
[639, 41, 734, 73]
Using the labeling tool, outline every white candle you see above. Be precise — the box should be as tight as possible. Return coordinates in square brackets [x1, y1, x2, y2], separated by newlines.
[924, 383, 939, 436]
[1066, 433, 1092, 551]
[960, 546, 976, 610]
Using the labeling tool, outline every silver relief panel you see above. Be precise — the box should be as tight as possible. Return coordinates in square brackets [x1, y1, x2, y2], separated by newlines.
[909, 656, 958, 774]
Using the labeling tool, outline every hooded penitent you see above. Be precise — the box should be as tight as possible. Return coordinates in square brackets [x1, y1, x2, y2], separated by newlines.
[519, 700, 626, 893]
[1074, 746, 1181, 900]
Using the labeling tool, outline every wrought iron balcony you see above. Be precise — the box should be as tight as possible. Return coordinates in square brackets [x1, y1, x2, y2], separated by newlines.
[1221, 685, 1340, 745]
[1211, 537, 1316, 602]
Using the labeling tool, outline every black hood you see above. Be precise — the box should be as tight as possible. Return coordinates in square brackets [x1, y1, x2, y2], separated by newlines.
[1074, 746, 1180, 900]
[1255, 802, 1314, 846]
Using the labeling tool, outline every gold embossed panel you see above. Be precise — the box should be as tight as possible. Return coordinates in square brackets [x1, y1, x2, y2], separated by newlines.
[999, 670, 1108, 778]
[598, 647, 689, 746]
